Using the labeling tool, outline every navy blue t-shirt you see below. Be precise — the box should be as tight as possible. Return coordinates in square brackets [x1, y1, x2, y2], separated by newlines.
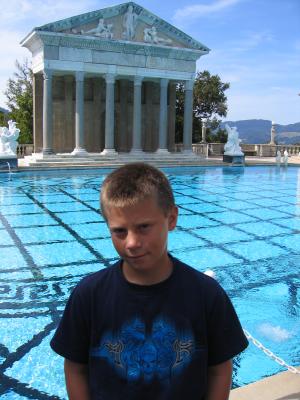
[50, 257, 248, 399]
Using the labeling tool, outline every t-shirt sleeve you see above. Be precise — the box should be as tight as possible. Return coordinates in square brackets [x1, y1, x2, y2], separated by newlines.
[206, 282, 248, 366]
[50, 282, 91, 364]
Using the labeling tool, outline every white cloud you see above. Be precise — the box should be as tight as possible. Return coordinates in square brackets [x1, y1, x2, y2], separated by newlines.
[0, 29, 30, 106]
[173, 0, 240, 21]
[1, 0, 104, 27]
[229, 31, 274, 52]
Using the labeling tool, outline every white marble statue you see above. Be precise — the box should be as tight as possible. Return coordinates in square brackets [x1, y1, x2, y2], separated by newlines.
[283, 150, 289, 165]
[122, 5, 138, 40]
[143, 26, 172, 45]
[82, 18, 113, 39]
[276, 150, 281, 164]
[224, 124, 244, 156]
[0, 120, 20, 156]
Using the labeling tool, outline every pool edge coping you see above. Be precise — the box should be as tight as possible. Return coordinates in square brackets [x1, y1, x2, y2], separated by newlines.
[229, 367, 300, 400]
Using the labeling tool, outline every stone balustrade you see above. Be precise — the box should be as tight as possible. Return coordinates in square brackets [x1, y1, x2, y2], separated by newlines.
[175, 143, 300, 157]
[17, 142, 300, 159]
[16, 144, 34, 158]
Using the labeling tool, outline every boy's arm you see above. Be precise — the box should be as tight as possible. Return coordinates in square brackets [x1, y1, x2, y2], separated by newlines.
[64, 359, 90, 400]
[205, 359, 232, 400]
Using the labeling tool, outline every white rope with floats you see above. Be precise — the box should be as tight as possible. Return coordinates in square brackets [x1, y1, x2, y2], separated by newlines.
[204, 270, 300, 375]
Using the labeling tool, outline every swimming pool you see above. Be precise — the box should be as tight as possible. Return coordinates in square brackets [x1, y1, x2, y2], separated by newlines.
[0, 165, 299, 399]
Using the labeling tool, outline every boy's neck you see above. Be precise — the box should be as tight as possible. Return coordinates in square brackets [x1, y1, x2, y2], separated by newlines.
[121, 254, 174, 286]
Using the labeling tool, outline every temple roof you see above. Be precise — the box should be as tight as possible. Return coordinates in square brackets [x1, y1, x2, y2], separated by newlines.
[28, 1, 209, 53]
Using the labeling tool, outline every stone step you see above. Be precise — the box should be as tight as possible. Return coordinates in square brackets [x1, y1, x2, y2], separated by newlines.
[22, 153, 207, 168]
[24, 156, 201, 162]
[24, 161, 208, 167]
[22, 160, 212, 168]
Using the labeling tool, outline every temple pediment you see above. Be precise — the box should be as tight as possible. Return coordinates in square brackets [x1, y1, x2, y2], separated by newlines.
[34, 2, 209, 52]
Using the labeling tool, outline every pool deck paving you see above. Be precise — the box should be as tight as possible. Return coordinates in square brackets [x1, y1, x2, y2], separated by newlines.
[230, 368, 300, 400]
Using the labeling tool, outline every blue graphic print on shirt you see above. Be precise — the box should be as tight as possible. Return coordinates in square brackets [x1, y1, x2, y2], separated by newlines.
[91, 316, 195, 385]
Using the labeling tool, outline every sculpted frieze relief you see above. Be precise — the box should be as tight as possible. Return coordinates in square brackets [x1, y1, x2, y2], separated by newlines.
[144, 26, 172, 45]
[34, 3, 209, 52]
[79, 18, 114, 39]
[63, 5, 175, 48]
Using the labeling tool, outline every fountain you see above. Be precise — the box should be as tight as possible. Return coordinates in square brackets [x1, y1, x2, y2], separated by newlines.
[0, 120, 19, 170]
[283, 150, 289, 165]
[276, 150, 281, 165]
[223, 124, 245, 164]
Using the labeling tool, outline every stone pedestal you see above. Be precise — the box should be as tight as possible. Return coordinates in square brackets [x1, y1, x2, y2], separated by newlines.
[0, 156, 18, 170]
[223, 154, 245, 165]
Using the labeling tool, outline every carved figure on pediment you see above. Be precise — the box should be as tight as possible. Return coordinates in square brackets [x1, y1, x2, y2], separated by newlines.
[0, 120, 20, 155]
[122, 5, 138, 40]
[144, 26, 172, 45]
[82, 18, 113, 39]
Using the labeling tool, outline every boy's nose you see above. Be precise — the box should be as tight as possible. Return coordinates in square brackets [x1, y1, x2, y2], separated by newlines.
[126, 231, 142, 250]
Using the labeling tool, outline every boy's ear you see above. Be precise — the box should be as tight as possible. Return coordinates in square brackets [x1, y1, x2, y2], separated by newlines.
[168, 206, 178, 231]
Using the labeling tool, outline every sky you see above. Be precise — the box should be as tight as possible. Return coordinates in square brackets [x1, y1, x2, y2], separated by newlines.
[0, 0, 299, 124]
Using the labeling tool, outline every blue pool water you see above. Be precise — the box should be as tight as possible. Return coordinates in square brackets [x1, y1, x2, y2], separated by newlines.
[0, 165, 299, 399]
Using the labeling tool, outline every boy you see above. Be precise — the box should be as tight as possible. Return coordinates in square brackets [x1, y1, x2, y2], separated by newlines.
[50, 162, 248, 400]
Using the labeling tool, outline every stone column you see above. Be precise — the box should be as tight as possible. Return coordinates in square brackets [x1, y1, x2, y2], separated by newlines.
[168, 82, 176, 152]
[102, 73, 117, 155]
[64, 76, 74, 152]
[201, 119, 207, 143]
[130, 76, 143, 153]
[33, 74, 43, 153]
[42, 69, 54, 154]
[270, 121, 276, 145]
[72, 71, 88, 156]
[156, 78, 169, 154]
[119, 79, 128, 152]
[93, 78, 103, 152]
[183, 80, 194, 153]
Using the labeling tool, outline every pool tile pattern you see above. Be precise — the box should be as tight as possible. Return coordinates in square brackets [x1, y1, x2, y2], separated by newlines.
[0, 166, 300, 398]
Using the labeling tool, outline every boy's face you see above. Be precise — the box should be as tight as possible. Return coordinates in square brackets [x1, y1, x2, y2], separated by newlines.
[105, 195, 178, 283]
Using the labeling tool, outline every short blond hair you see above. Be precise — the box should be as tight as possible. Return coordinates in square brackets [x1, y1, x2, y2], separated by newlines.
[100, 163, 175, 219]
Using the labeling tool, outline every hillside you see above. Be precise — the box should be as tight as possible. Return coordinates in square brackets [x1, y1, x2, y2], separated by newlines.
[221, 119, 300, 144]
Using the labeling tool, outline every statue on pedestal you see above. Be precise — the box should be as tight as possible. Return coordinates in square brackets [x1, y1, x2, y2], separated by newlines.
[224, 124, 244, 156]
[0, 120, 20, 156]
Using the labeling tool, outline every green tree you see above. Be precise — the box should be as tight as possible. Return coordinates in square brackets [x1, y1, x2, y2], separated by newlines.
[176, 70, 230, 143]
[4, 59, 33, 144]
[0, 110, 9, 127]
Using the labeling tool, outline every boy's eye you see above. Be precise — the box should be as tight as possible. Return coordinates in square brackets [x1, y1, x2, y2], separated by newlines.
[139, 224, 150, 231]
[111, 228, 126, 235]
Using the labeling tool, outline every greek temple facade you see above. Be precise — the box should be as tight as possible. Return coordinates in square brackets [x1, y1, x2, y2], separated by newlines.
[21, 2, 209, 158]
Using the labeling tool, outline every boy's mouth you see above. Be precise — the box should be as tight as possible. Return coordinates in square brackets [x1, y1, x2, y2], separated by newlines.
[127, 254, 147, 259]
